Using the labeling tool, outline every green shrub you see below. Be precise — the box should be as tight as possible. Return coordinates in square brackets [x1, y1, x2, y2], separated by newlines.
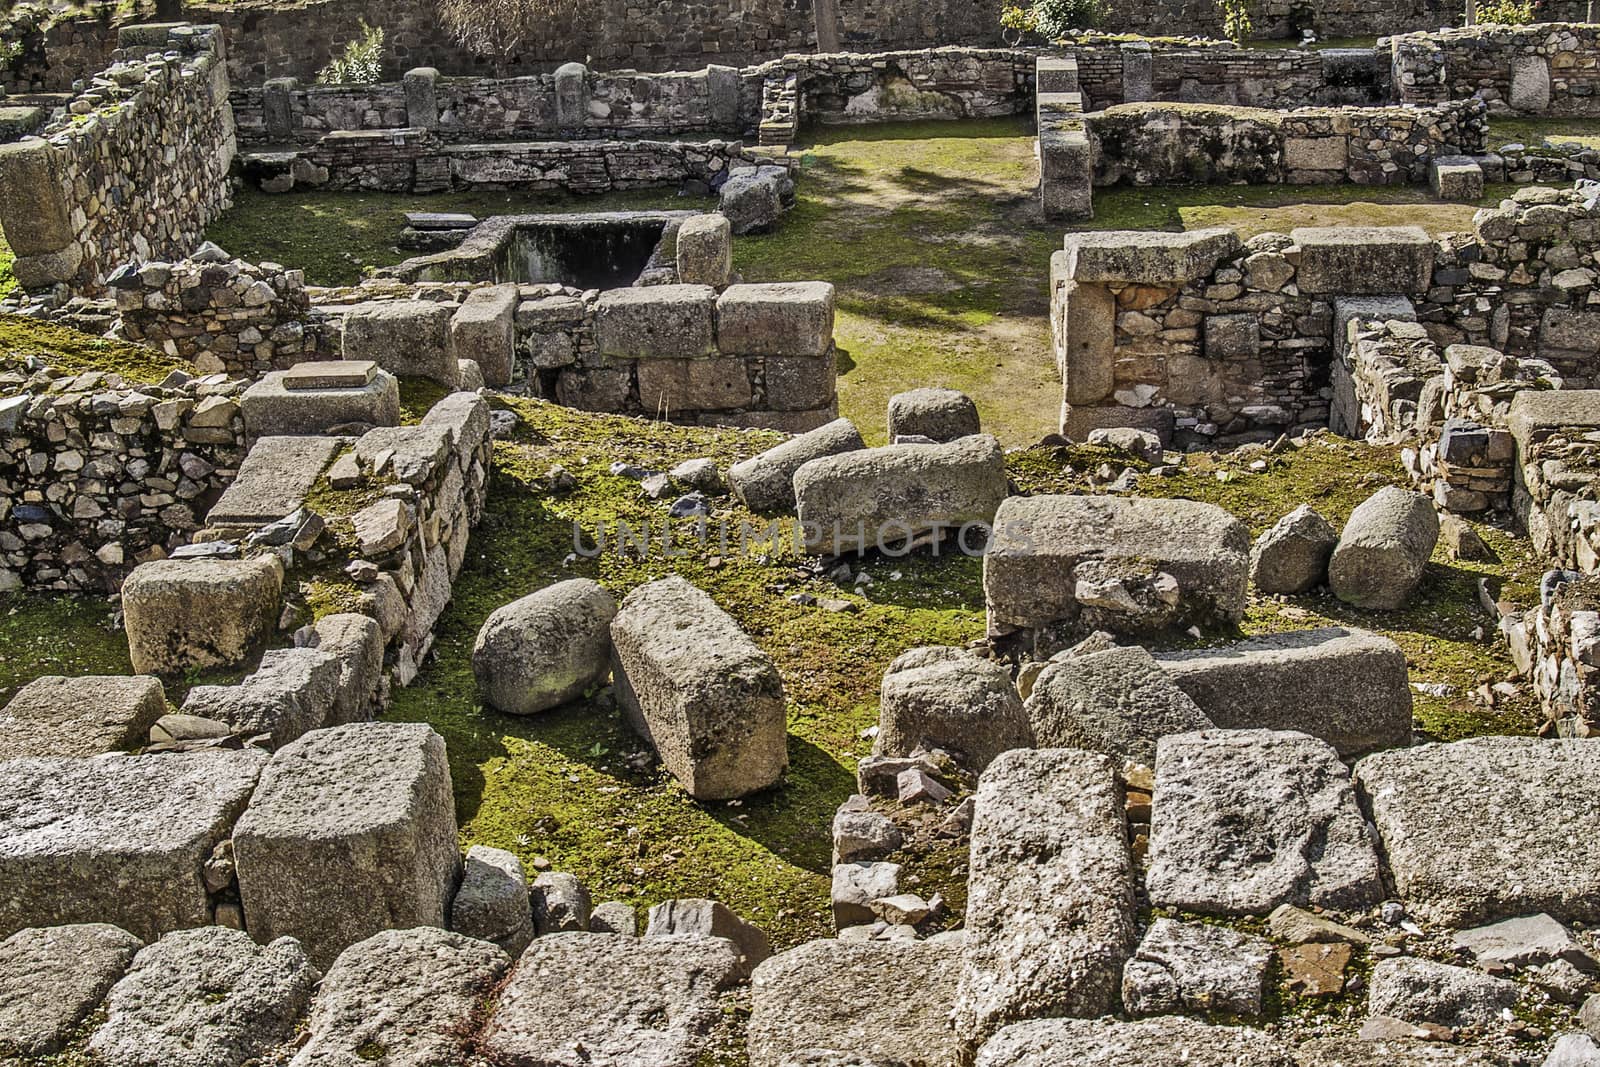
[1220, 0, 1253, 42]
[317, 21, 385, 85]
[1476, 0, 1537, 22]
[1031, 0, 1108, 37]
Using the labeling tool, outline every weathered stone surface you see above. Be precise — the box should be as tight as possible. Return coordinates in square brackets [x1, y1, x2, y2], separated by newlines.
[207, 436, 342, 526]
[89, 926, 318, 1067]
[1368, 957, 1519, 1028]
[309, 613, 385, 725]
[748, 937, 963, 1067]
[1296, 1035, 1515, 1065]
[676, 213, 733, 288]
[533, 871, 592, 935]
[952, 748, 1136, 1053]
[647, 898, 770, 978]
[728, 417, 865, 513]
[0, 749, 265, 941]
[1062, 228, 1243, 285]
[1431, 156, 1485, 202]
[610, 576, 787, 800]
[793, 435, 1008, 555]
[1155, 628, 1412, 757]
[481, 932, 744, 1067]
[240, 371, 401, 441]
[886, 388, 980, 443]
[123, 556, 284, 675]
[450, 283, 518, 387]
[181, 646, 341, 746]
[0, 674, 166, 760]
[637, 355, 753, 412]
[717, 282, 835, 357]
[1087, 426, 1162, 461]
[0, 923, 144, 1057]
[831, 861, 902, 929]
[876, 646, 1030, 772]
[450, 845, 534, 957]
[833, 803, 901, 863]
[1268, 903, 1371, 946]
[596, 284, 717, 358]
[290, 927, 510, 1067]
[974, 1017, 1295, 1067]
[1355, 737, 1600, 927]
[1024, 645, 1211, 767]
[983, 495, 1250, 635]
[1291, 227, 1435, 295]
[473, 578, 616, 716]
[1250, 504, 1337, 594]
[1122, 918, 1273, 1018]
[1455, 914, 1594, 972]
[590, 901, 637, 936]
[1329, 487, 1440, 610]
[342, 300, 459, 386]
[1147, 729, 1385, 916]
[233, 722, 460, 968]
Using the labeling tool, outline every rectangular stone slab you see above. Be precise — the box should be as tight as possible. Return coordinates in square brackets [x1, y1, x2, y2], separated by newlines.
[206, 435, 342, 526]
[0, 675, 167, 760]
[404, 212, 479, 230]
[0, 749, 267, 941]
[1290, 226, 1434, 295]
[280, 360, 378, 390]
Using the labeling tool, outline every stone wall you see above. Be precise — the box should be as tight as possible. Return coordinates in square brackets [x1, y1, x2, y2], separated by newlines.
[1069, 38, 1390, 111]
[1394, 23, 1600, 116]
[1087, 99, 1488, 188]
[113, 256, 326, 377]
[242, 132, 764, 195]
[0, 365, 247, 594]
[0, 24, 236, 295]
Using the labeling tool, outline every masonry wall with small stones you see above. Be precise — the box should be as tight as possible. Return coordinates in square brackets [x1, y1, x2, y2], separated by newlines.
[1394, 23, 1600, 116]
[1087, 98, 1488, 188]
[0, 368, 247, 594]
[113, 258, 326, 377]
[1067, 38, 1390, 111]
[0, 24, 236, 295]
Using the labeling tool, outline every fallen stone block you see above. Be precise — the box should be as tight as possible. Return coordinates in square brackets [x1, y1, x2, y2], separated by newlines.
[1155, 627, 1413, 757]
[1024, 645, 1212, 767]
[647, 898, 771, 979]
[952, 748, 1136, 1053]
[1454, 914, 1594, 972]
[590, 901, 638, 936]
[0, 749, 266, 941]
[676, 213, 733, 288]
[975, 1016, 1295, 1067]
[0, 674, 166, 760]
[716, 282, 835, 356]
[1328, 487, 1440, 610]
[233, 722, 460, 968]
[450, 284, 518, 387]
[123, 556, 284, 676]
[1368, 957, 1519, 1029]
[290, 927, 510, 1067]
[1251, 503, 1337, 594]
[1061, 228, 1242, 286]
[1291, 226, 1435, 296]
[877, 646, 1031, 772]
[481, 932, 744, 1067]
[1430, 156, 1485, 202]
[181, 646, 341, 747]
[983, 495, 1249, 638]
[610, 576, 787, 800]
[720, 167, 786, 235]
[886, 387, 980, 443]
[728, 416, 865, 513]
[596, 284, 716, 359]
[308, 613, 384, 725]
[533, 871, 592, 935]
[473, 578, 616, 716]
[0, 923, 144, 1057]
[88, 926, 318, 1067]
[239, 371, 401, 440]
[1122, 918, 1273, 1018]
[342, 301, 459, 386]
[1296, 1036, 1512, 1065]
[748, 937, 964, 1067]
[793, 435, 1008, 555]
[1146, 729, 1385, 916]
[207, 436, 343, 527]
[450, 845, 534, 957]
[833, 802, 901, 863]
[1354, 737, 1600, 927]
[832, 861, 902, 929]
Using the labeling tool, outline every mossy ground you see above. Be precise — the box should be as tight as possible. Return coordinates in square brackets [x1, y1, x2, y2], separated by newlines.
[0, 230, 14, 300]
[0, 314, 192, 383]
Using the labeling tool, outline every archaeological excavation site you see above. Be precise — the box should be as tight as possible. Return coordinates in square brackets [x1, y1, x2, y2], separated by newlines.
[16, 0, 1600, 1063]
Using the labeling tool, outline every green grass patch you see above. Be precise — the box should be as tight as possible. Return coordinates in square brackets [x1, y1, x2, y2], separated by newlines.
[1489, 116, 1600, 153]
[0, 313, 192, 383]
[0, 228, 14, 300]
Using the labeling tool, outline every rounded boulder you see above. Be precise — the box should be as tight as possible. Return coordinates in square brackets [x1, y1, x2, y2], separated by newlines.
[473, 579, 617, 715]
[1328, 488, 1440, 611]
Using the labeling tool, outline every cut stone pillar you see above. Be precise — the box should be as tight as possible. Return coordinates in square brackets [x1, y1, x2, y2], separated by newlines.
[0, 140, 81, 289]
[403, 67, 440, 130]
[706, 64, 742, 130]
[1121, 42, 1154, 102]
[262, 77, 297, 142]
[554, 62, 589, 128]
